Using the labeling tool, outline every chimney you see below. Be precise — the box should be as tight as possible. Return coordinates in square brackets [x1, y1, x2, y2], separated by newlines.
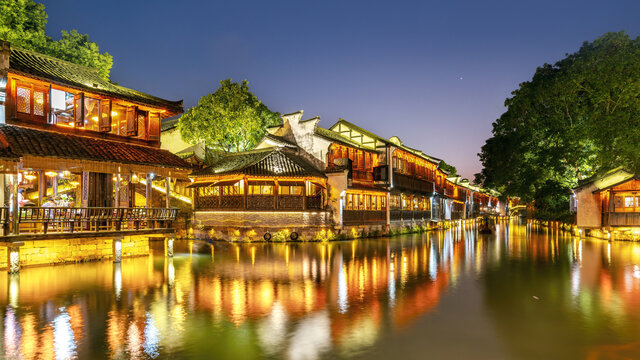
[0, 40, 9, 71]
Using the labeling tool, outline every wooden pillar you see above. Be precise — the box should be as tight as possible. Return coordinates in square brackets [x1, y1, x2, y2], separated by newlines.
[274, 180, 279, 210]
[81, 171, 90, 208]
[165, 176, 171, 209]
[11, 173, 18, 235]
[115, 173, 121, 208]
[38, 170, 46, 205]
[146, 173, 153, 208]
[53, 175, 58, 196]
[243, 177, 248, 210]
[303, 180, 307, 210]
[130, 173, 136, 207]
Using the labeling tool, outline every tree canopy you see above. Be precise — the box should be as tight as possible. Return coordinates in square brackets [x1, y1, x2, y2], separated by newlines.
[178, 79, 281, 162]
[438, 160, 457, 177]
[0, 0, 113, 78]
[476, 31, 640, 216]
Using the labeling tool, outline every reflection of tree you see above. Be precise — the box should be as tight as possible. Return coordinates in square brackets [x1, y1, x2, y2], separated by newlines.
[482, 234, 640, 360]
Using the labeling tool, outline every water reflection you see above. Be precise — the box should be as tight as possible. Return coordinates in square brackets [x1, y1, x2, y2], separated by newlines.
[1, 221, 640, 359]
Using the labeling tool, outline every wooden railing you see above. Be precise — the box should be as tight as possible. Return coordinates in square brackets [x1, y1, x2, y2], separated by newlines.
[604, 212, 640, 227]
[390, 209, 431, 221]
[343, 210, 387, 225]
[10, 206, 178, 235]
[392, 172, 434, 194]
[196, 195, 324, 211]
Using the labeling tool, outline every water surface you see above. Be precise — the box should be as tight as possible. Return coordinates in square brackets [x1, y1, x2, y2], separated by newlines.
[2, 221, 640, 359]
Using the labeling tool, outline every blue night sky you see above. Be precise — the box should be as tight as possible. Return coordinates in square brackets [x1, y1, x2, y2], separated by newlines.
[41, 0, 640, 179]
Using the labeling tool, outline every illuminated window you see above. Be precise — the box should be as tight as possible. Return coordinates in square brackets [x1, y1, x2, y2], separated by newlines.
[249, 184, 274, 195]
[51, 88, 74, 126]
[346, 194, 353, 210]
[83, 97, 100, 131]
[307, 183, 322, 196]
[16, 86, 30, 113]
[33, 90, 44, 116]
[110, 103, 127, 135]
[279, 185, 303, 196]
[222, 182, 242, 195]
[136, 110, 148, 139]
[625, 196, 634, 208]
[199, 186, 219, 196]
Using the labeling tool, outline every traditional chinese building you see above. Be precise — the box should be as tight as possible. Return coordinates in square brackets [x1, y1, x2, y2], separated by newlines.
[0, 40, 191, 270]
[573, 167, 640, 238]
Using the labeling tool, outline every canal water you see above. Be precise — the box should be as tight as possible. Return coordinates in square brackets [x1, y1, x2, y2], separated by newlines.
[1, 220, 640, 359]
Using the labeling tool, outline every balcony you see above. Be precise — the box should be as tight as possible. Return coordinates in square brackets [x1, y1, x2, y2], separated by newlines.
[0, 206, 178, 239]
[343, 210, 387, 225]
[390, 209, 431, 221]
[393, 173, 434, 194]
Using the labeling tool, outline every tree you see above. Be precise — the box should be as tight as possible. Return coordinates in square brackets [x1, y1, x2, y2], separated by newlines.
[439, 160, 457, 177]
[178, 79, 281, 162]
[476, 31, 640, 213]
[0, 0, 112, 78]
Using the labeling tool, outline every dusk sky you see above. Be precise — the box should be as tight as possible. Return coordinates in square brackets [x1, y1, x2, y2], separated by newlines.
[41, 0, 640, 179]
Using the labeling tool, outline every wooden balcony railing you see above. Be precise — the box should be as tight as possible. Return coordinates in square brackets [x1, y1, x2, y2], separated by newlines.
[604, 212, 640, 227]
[2, 206, 178, 235]
[390, 209, 431, 221]
[343, 210, 387, 225]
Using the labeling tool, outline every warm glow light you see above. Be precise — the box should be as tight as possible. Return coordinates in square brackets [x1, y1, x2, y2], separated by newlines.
[45, 171, 58, 177]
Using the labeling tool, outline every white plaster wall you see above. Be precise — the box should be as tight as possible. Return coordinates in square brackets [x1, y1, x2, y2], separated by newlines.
[161, 127, 205, 159]
[576, 184, 602, 228]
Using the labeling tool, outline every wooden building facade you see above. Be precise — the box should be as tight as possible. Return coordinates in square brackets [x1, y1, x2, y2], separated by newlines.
[0, 40, 191, 242]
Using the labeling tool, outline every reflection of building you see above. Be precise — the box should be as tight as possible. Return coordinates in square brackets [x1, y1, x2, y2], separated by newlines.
[191, 110, 503, 241]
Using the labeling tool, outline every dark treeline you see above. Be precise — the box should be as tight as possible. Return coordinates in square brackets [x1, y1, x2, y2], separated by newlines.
[476, 31, 640, 221]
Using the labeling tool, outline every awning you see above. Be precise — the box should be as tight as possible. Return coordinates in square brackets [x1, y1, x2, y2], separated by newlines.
[216, 179, 241, 187]
[309, 180, 326, 189]
[248, 180, 275, 186]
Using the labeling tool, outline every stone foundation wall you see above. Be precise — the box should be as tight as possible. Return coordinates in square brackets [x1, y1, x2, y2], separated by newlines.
[1, 235, 153, 270]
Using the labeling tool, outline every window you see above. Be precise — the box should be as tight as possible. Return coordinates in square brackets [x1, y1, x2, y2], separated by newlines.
[16, 86, 30, 113]
[15, 81, 47, 121]
[346, 194, 353, 210]
[249, 184, 274, 195]
[51, 88, 75, 126]
[199, 186, 219, 197]
[111, 103, 128, 135]
[222, 182, 242, 195]
[83, 97, 100, 131]
[279, 185, 303, 196]
[136, 109, 148, 139]
[307, 182, 322, 196]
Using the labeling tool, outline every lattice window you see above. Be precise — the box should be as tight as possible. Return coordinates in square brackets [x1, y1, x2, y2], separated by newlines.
[17, 87, 30, 113]
[33, 91, 44, 116]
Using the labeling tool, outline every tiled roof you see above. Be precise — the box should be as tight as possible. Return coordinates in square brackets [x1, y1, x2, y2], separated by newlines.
[314, 127, 366, 149]
[9, 46, 183, 115]
[264, 133, 297, 148]
[0, 125, 190, 169]
[161, 117, 180, 132]
[192, 147, 325, 178]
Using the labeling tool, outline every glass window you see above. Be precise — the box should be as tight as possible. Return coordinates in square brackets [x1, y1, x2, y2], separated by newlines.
[110, 103, 127, 135]
[136, 110, 148, 139]
[83, 97, 100, 131]
[51, 88, 75, 126]
[279, 185, 303, 196]
[222, 182, 242, 195]
[16, 86, 30, 113]
[625, 196, 634, 208]
[33, 90, 44, 116]
[199, 186, 219, 197]
[346, 194, 353, 210]
[249, 184, 274, 195]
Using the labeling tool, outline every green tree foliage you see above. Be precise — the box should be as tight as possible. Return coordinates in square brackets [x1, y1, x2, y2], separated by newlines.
[0, 0, 112, 78]
[178, 79, 281, 162]
[438, 160, 457, 177]
[476, 31, 640, 214]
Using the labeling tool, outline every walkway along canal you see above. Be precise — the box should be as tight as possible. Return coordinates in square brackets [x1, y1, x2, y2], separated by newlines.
[1, 220, 640, 359]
